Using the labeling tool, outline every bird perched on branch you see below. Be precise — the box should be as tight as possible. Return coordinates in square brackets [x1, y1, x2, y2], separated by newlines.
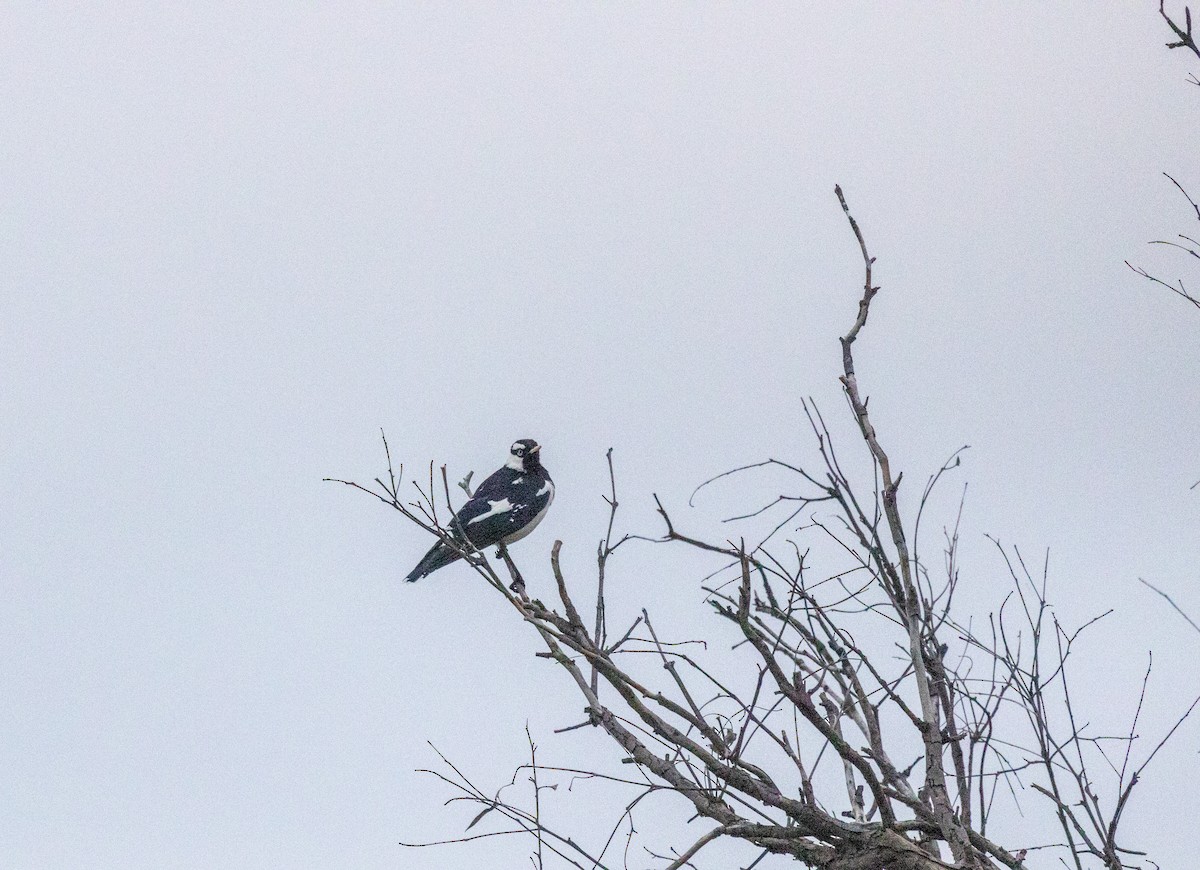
[404, 438, 554, 582]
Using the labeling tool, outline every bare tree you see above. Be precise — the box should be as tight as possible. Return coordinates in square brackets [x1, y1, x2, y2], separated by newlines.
[329, 187, 1197, 869]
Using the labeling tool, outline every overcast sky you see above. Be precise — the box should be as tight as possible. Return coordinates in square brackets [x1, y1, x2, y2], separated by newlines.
[3, 4, 1199, 869]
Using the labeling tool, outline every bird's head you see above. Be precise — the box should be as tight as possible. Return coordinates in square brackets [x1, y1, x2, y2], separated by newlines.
[506, 438, 543, 472]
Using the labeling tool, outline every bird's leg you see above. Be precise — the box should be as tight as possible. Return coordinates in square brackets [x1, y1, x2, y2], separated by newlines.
[495, 544, 526, 595]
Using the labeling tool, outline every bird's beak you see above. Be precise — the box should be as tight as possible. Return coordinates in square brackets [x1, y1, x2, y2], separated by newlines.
[531, 444, 541, 453]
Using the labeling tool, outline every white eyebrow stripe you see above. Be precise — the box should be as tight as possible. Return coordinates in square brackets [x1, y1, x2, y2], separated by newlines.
[466, 498, 514, 525]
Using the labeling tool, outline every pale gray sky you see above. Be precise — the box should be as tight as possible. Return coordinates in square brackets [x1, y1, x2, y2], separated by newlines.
[3, 4, 1198, 868]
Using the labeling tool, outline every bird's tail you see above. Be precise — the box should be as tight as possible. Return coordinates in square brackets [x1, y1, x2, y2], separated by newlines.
[404, 540, 462, 582]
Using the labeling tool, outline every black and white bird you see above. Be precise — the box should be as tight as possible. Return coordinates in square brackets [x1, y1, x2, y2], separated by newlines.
[404, 438, 554, 582]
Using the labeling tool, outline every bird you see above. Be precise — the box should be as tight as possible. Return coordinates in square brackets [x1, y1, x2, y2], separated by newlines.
[404, 438, 554, 582]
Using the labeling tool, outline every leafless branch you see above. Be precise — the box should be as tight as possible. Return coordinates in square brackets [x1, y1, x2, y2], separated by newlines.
[1137, 577, 1200, 636]
[1160, 1, 1200, 60]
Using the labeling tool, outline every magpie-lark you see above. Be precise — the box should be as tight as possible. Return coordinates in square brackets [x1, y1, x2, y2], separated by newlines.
[404, 438, 554, 582]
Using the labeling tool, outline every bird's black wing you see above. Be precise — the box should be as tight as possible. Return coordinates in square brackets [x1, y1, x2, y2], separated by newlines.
[451, 467, 516, 527]
[403, 472, 513, 581]
[453, 467, 553, 549]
